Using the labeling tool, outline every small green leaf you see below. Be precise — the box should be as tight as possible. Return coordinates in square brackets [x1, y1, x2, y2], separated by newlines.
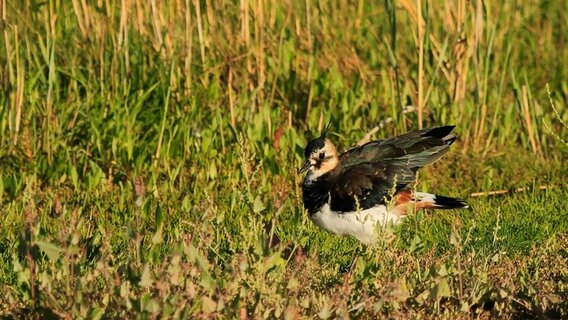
[318, 302, 331, 319]
[70, 165, 79, 189]
[264, 252, 285, 272]
[201, 296, 217, 313]
[438, 264, 448, 276]
[208, 162, 217, 179]
[287, 278, 298, 290]
[253, 196, 266, 213]
[431, 278, 451, 299]
[450, 230, 460, 246]
[120, 282, 130, 298]
[491, 253, 501, 262]
[438, 278, 451, 297]
[88, 307, 105, 320]
[200, 273, 216, 291]
[409, 235, 422, 253]
[35, 240, 62, 261]
[139, 264, 153, 288]
[151, 226, 163, 244]
[460, 301, 470, 312]
[13, 257, 23, 272]
[144, 298, 161, 314]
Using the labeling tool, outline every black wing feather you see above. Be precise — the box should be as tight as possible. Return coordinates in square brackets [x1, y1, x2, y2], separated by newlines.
[329, 126, 456, 212]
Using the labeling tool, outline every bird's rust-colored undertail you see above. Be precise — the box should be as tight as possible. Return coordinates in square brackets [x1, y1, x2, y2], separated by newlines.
[392, 190, 434, 215]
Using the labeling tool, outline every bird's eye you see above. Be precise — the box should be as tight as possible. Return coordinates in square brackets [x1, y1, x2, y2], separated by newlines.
[319, 152, 325, 160]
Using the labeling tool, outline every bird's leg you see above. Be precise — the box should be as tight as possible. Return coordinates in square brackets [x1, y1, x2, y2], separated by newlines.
[348, 243, 363, 273]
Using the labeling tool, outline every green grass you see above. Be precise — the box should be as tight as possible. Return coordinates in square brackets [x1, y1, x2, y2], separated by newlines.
[1, 0, 567, 318]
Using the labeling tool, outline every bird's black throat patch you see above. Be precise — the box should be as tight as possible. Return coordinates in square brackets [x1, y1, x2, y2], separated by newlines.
[302, 176, 330, 214]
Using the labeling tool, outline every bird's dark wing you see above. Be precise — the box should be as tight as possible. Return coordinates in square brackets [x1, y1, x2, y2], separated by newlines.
[340, 126, 456, 168]
[329, 126, 456, 212]
[329, 161, 417, 212]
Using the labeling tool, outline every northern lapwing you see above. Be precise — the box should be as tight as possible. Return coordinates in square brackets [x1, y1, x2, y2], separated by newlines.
[299, 123, 468, 244]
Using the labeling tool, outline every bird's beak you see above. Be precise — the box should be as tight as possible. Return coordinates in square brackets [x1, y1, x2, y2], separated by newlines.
[298, 161, 311, 174]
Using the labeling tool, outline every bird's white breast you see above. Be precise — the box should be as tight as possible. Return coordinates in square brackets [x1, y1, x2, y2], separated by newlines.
[309, 203, 403, 244]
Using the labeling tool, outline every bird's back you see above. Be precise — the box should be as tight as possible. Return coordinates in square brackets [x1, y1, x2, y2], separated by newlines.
[328, 126, 457, 212]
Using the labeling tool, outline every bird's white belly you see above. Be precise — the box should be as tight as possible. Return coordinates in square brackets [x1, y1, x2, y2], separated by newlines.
[309, 203, 403, 244]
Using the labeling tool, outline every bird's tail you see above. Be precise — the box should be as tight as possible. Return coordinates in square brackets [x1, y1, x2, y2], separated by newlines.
[393, 191, 468, 215]
[414, 192, 469, 209]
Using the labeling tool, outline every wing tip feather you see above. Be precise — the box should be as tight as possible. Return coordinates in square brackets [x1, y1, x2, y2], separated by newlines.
[421, 125, 456, 139]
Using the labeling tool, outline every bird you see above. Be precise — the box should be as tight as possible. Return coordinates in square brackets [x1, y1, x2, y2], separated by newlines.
[299, 122, 468, 244]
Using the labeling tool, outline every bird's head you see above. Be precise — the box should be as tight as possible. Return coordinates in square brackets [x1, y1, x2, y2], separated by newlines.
[299, 121, 339, 180]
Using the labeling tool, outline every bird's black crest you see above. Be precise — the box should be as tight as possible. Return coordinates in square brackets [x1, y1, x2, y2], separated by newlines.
[304, 137, 326, 158]
[304, 117, 334, 158]
[321, 117, 334, 138]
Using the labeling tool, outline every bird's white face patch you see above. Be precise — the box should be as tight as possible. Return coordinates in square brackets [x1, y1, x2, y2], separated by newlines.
[305, 139, 339, 181]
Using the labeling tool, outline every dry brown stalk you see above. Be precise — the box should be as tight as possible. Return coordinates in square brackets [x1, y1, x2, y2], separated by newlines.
[470, 185, 555, 198]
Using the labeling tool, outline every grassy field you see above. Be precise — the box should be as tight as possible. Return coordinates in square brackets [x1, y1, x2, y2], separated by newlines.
[1, 0, 567, 318]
